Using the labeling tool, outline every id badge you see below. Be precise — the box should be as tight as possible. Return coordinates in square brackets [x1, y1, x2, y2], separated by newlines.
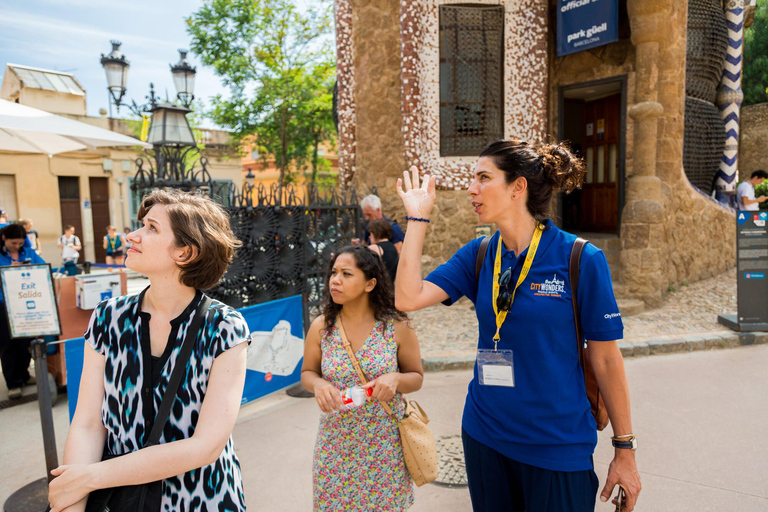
[477, 348, 515, 387]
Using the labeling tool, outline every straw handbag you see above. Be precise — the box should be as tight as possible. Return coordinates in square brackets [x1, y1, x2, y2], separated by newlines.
[338, 318, 438, 486]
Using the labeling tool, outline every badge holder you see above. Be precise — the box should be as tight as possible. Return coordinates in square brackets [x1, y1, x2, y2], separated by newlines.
[477, 348, 515, 387]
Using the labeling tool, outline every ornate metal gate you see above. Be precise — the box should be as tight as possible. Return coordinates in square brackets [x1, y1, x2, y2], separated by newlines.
[204, 182, 364, 328]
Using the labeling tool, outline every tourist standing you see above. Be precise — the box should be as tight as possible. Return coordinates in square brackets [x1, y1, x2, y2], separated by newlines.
[301, 245, 423, 511]
[57, 225, 81, 264]
[356, 194, 405, 253]
[367, 218, 399, 284]
[103, 225, 126, 267]
[0, 224, 46, 399]
[20, 219, 41, 255]
[48, 190, 249, 512]
[394, 140, 641, 511]
[736, 169, 768, 211]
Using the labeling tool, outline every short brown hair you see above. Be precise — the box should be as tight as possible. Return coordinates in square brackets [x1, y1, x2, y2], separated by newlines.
[368, 218, 393, 241]
[137, 189, 241, 290]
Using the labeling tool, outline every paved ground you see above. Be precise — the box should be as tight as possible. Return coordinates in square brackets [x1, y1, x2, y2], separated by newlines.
[3, 344, 767, 511]
[410, 267, 742, 368]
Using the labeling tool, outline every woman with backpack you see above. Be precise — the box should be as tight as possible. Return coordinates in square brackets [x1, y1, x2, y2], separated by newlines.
[394, 140, 641, 511]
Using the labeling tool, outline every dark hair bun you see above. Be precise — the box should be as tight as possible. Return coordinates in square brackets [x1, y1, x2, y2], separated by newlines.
[536, 142, 585, 194]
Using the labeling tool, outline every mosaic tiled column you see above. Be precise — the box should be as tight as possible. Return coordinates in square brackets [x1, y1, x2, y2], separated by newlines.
[622, 0, 670, 307]
[714, 0, 745, 195]
[335, 0, 356, 187]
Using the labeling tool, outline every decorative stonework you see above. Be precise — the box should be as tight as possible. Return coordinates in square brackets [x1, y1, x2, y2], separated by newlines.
[400, 0, 549, 190]
[335, 0, 356, 186]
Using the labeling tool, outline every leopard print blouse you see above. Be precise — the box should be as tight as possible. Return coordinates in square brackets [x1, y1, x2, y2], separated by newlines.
[85, 288, 249, 511]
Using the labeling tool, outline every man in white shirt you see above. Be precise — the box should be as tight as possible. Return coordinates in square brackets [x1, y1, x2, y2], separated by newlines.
[57, 225, 82, 263]
[736, 170, 768, 211]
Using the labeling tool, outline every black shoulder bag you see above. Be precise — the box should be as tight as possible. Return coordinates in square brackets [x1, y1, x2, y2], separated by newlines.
[81, 294, 212, 512]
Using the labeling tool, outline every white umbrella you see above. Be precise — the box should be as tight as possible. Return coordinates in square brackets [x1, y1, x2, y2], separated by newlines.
[0, 98, 150, 155]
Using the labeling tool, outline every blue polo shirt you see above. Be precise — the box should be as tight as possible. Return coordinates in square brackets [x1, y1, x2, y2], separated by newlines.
[425, 220, 623, 472]
[0, 223, 32, 249]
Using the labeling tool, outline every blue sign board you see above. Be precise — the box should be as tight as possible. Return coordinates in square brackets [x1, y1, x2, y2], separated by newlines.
[65, 295, 305, 421]
[557, 0, 619, 57]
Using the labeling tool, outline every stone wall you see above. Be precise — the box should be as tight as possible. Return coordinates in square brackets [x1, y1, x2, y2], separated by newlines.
[622, 0, 735, 305]
[739, 103, 768, 180]
[550, 0, 735, 306]
[653, 0, 735, 292]
[344, 0, 550, 267]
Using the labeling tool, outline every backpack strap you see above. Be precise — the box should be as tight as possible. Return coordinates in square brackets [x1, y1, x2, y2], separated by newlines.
[569, 238, 588, 371]
[475, 236, 491, 282]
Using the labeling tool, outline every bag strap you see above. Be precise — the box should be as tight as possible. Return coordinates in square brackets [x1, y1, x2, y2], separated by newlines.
[475, 236, 491, 282]
[569, 239, 588, 373]
[336, 316, 396, 417]
[145, 294, 212, 447]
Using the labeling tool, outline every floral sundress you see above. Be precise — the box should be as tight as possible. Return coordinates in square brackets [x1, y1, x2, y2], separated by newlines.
[313, 317, 414, 511]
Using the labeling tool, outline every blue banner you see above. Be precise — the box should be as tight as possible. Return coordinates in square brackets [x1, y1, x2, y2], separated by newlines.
[65, 295, 305, 421]
[557, 0, 618, 57]
[239, 295, 305, 405]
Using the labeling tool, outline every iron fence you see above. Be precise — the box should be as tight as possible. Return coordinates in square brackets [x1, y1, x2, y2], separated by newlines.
[206, 182, 365, 328]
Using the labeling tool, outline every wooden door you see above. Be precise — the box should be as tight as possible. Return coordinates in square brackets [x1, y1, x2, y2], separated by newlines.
[580, 94, 620, 233]
[89, 177, 110, 263]
[58, 176, 84, 264]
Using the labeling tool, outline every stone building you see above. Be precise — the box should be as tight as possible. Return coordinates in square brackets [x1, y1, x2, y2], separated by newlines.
[0, 64, 242, 264]
[335, 0, 755, 311]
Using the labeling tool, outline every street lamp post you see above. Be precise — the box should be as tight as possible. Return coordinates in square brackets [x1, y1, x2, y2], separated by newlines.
[100, 42, 212, 193]
[99, 40, 129, 116]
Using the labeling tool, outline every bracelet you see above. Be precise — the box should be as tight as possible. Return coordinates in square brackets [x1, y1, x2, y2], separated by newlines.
[405, 216, 430, 223]
[611, 433, 635, 440]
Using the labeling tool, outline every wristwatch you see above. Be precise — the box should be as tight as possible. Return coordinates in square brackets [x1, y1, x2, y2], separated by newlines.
[611, 436, 638, 450]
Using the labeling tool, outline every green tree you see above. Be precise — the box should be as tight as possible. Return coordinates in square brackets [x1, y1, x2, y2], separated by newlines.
[743, 0, 768, 106]
[187, 0, 335, 185]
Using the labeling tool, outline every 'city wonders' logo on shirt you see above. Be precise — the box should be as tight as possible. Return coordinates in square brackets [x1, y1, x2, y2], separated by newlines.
[530, 274, 566, 298]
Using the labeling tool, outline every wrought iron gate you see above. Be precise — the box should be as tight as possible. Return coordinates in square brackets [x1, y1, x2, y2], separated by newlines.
[206, 182, 364, 328]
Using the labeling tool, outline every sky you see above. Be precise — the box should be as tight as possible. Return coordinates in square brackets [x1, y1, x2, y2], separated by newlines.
[0, 0, 233, 128]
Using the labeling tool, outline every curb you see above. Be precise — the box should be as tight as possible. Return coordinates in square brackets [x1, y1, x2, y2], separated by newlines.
[421, 331, 768, 372]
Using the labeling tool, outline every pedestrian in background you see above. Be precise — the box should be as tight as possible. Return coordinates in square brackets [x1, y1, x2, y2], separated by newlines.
[301, 245, 423, 511]
[20, 218, 42, 255]
[48, 189, 249, 512]
[394, 140, 641, 511]
[353, 194, 405, 253]
[0, 223, 46, 399]
[736, 169, 768, 211]
[367, 218, 399, 285]
[57, 225, 81, 264]
[103, 225, 125, 268]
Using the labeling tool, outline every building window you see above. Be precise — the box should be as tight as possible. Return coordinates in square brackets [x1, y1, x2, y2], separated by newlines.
[439, 5, 504, 157]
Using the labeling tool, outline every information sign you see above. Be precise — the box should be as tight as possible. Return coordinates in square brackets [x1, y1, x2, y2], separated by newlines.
[557, 0, 618, 57]
[719, 211, 768, 330]
[0, 263, 61, 338]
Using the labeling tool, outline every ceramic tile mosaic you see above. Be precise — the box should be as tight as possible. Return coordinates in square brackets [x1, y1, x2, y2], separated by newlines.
[336, 0, 549, 189]
[400, 0, 549, 189]
[335, 0, 356, 186]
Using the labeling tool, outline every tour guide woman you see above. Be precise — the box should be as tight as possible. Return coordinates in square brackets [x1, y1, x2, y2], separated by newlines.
[395, 140, 641, 511]
[48, 189, 250, 512]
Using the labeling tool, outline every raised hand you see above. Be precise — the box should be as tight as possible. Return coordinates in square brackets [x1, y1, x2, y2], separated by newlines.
[396, 166, 436, 219]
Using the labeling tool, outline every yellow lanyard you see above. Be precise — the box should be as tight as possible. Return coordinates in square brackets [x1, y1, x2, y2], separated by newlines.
[491, 222, 544, 350]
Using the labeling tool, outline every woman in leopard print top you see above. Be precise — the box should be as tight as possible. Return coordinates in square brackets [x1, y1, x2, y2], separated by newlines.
[48, 190, 250, 512]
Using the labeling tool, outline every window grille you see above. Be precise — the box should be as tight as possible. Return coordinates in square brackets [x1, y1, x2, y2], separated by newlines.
[439, 5, 504, 156]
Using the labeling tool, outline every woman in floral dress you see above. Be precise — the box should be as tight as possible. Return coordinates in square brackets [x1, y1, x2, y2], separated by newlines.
[301, 246, 424, 511]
